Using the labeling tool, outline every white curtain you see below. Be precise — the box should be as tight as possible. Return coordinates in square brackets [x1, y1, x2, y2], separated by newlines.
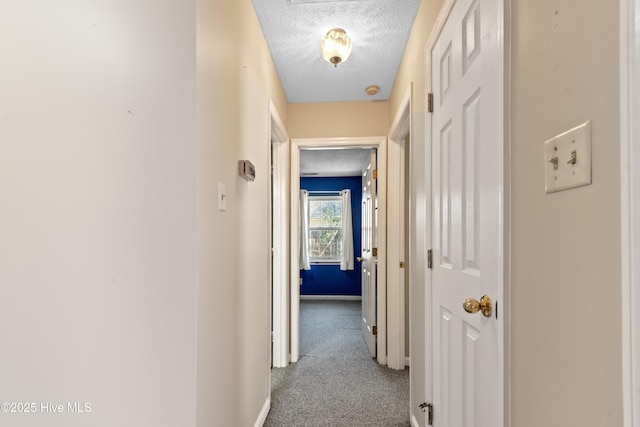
[300, 189, 311, 270]
[340, 189, 354, 271]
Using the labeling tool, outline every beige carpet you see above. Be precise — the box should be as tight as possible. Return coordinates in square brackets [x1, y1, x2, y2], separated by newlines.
[264, 300, 410, 427]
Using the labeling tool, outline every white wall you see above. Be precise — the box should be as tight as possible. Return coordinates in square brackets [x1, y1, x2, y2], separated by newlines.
[510, 0, 623, 425]
[0, 0, 288, 425]
[195, 0, 241, 424]
[196, 0, 288, 426]
[0, 1, 197, 426]
[288, 101, 390, 138]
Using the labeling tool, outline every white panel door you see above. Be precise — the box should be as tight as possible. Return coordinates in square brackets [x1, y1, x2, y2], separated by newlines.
[431, 0, 504, 425]
[361, 149, 377, 357]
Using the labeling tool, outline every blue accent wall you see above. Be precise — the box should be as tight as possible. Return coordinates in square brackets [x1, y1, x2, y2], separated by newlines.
[300, 176, 362, 296]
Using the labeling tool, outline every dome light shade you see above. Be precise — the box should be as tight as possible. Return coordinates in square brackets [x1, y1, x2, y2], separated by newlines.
[321, 28, 352, 67]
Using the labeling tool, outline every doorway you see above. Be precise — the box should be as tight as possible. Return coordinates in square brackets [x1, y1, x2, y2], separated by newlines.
[388, 86, 413, 372]
[269, 100, 289, 370]
[291, 136, 388, 365]
[387, 84, 428, 422]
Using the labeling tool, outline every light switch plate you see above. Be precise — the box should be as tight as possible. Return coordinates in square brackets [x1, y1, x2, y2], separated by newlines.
[544, 121, 592, 194]
[218, 182, 226, 211]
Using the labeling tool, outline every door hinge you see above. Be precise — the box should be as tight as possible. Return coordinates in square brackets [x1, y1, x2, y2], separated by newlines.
[427, 249, 433, 269]
[372, 325, 378, 335]
[399, 261, 405, 269]
[372, 169, 378, 179]
[427, 92, 434, 113]
[372, 247, 378, 257]
[419, 402, 434, 425]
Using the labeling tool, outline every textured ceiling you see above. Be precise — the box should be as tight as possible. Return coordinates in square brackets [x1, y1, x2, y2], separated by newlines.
[300, 148, 371, 177]
[252, 0, 421, 103]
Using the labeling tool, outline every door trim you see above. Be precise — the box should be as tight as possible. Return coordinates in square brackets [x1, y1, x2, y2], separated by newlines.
[388, 85, 412, 371]
[269, 100, 290, 369]
[290, 136, 388, 365]
[424, 0, 511, 424]
[621, 0, 640, 425]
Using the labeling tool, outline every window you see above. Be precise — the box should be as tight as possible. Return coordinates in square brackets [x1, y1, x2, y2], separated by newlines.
[308, 196, 343, 262]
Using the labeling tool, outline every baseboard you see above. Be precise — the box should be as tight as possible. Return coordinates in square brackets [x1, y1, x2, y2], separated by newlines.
[300, 295, 362, 301]
[253, 397, 270, 427]
[405, 356, 410, 367]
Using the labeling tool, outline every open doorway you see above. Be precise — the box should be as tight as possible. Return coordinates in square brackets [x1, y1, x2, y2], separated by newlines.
[299, 148, 377, 357]
[290, 136, 389, 365]
[268, 100, 289, 371]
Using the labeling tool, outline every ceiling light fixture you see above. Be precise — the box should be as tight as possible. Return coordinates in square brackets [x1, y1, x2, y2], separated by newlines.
[321, 28, 352, 67]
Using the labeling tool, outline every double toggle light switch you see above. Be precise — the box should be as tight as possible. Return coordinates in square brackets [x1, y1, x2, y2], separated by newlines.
[544, 121, 592, 194]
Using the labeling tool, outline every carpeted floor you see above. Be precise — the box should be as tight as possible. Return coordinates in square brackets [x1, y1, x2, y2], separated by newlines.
[264, 300, 410, 427]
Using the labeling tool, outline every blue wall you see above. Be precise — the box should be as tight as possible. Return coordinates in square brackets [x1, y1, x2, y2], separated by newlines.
[300, 176, 362, 296]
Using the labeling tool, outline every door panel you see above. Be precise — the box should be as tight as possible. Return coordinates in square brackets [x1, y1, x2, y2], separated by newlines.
[431, 0, 503, 425]
[361, 149, 377, 357]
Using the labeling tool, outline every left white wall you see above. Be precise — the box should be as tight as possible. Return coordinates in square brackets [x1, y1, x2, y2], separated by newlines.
[0, 1, 197, 426]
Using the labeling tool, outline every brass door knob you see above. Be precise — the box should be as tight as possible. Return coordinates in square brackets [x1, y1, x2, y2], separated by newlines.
[463, 295, 492, 318]
[356, 257, 363, 262]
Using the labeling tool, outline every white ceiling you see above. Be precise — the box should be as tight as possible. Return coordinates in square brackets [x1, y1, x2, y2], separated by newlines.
[252, 0, 421, 104]
[254, 0, 419, 175]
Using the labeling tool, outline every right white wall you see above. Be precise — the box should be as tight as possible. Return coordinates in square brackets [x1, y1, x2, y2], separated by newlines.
[510, 0, 622, 425]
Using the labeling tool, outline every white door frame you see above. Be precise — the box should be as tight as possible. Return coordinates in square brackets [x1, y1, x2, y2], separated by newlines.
[291, 136, 388, 365]
[424, 0, 511, 424]
[621, 0, 640, 425]
[269, 100, 290, 369]
[361, 149, 379, 358]
[400, 81, 433, 426]
[388, 85, 412, 371]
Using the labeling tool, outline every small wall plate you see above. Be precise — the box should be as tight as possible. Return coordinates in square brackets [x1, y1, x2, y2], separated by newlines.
[544, 121, 592, 194]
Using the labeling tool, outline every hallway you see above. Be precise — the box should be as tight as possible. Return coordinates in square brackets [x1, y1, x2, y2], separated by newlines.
[265, 300, 409, 426]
